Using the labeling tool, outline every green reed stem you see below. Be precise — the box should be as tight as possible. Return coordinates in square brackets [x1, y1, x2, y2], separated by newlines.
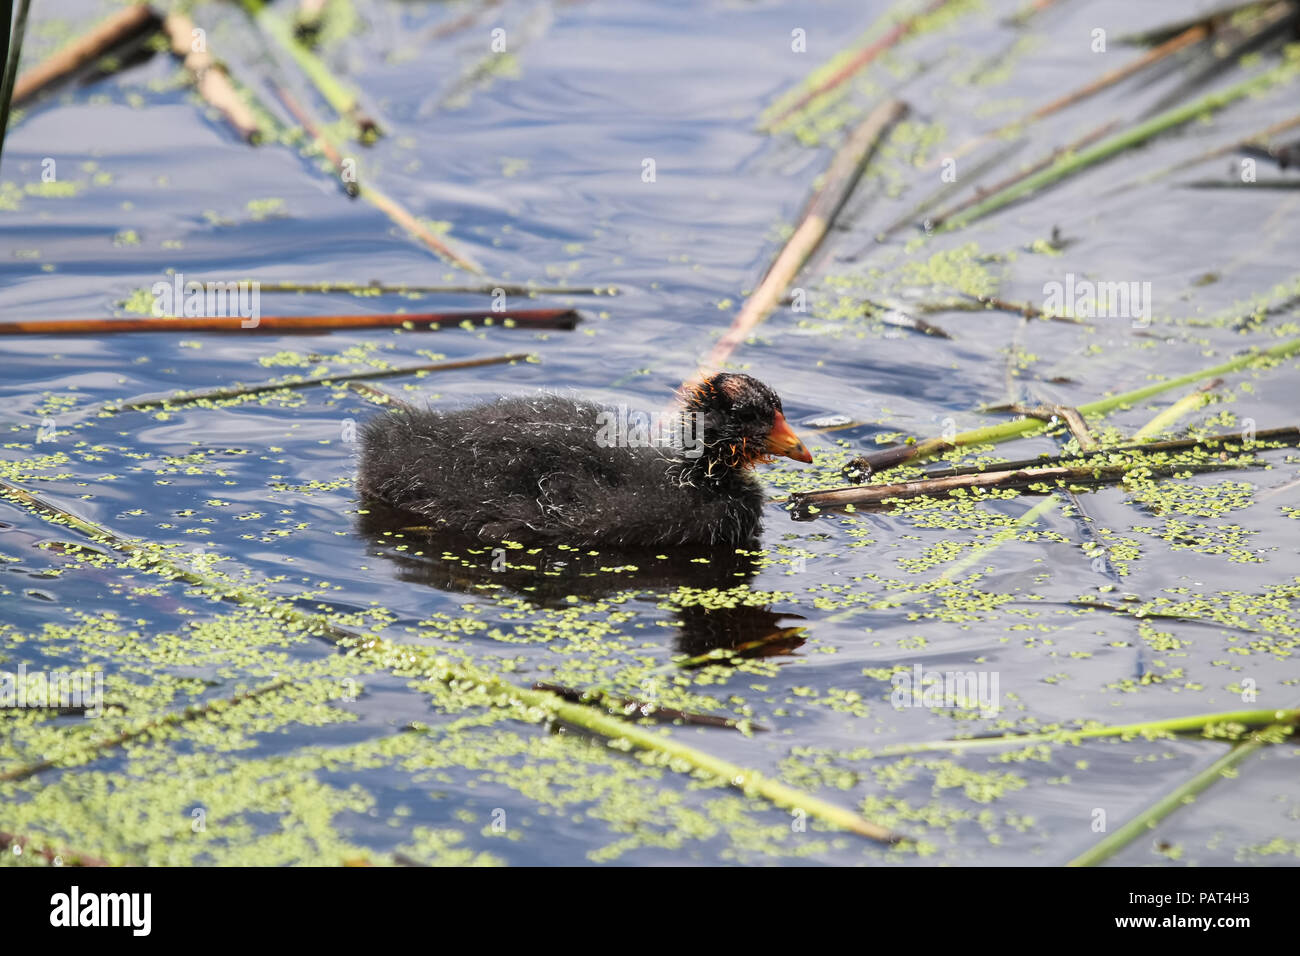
[0, 0, 32, 168]
[1068, 717, 1295, 867]
[1130, 383, 1218, 441]
[941, 52, 1300, 229]
[239, 0, 379, 141]
[851, 335, 1300, 474]
[873, 707, 1299, 756]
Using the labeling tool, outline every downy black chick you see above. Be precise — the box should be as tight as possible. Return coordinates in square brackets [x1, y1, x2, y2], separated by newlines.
[356, 372, 813, 548]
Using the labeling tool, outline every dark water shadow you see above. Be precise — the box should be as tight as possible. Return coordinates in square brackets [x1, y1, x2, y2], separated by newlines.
[355, 500, 806, 659]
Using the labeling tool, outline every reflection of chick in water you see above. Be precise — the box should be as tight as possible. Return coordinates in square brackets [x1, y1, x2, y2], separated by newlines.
[357, 502, 805, 660]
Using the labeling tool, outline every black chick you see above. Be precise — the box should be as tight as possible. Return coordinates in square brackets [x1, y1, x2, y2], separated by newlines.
[356, 372, 813, 548]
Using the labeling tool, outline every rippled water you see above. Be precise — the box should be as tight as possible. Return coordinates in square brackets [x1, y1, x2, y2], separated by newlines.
[2, 0, 1300, 866]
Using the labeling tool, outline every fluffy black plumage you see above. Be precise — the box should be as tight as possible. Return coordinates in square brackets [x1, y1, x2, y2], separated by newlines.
[356, 372, 812, 548]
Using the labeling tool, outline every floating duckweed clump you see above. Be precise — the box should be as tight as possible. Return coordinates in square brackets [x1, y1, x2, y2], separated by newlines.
[1128, 478, 1256, 519]
[894, 242, 1002, 300]
[1132, 518, 1263, 565]
[806, 241, 1003, 330]
[664, 583, 793, 611]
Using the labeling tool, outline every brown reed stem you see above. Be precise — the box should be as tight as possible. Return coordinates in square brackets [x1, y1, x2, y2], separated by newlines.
[11, 3, 158, 107]
[0, 309, 579, 335]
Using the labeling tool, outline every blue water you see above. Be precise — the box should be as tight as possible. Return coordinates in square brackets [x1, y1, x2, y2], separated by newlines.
[2, 0, 1299, 865]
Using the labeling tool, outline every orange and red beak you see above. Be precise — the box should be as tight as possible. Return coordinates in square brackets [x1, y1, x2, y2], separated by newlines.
[765, 411, 814, 463]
